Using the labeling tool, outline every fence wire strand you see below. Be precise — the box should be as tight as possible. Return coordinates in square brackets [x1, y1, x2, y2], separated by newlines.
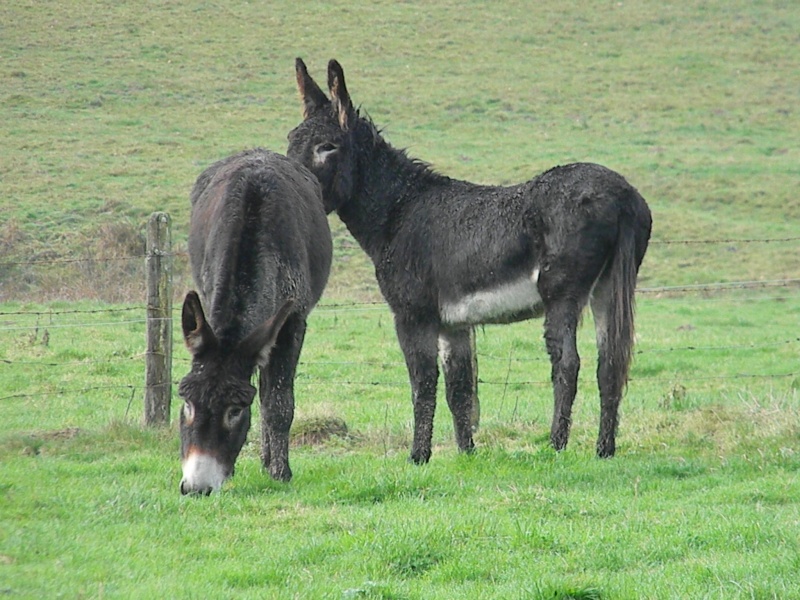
[2, 238, 799, 406]
[3, 370, 797, 404]
[0, 235, 797, 268]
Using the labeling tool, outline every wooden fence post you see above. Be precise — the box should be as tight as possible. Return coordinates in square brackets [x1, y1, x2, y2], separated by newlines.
[145, 212, 173, 426]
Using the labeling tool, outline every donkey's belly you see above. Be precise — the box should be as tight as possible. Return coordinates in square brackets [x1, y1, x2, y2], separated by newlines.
[440, 270, 544, 326]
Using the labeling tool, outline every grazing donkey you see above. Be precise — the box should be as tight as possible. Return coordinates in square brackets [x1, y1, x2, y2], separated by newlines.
[287, 59, 652, 463]
[179, 148, 332, 494]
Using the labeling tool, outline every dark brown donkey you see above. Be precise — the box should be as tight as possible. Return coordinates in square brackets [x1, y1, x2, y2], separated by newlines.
[287, 59, 651, 464]
[179, 148, 331, 494]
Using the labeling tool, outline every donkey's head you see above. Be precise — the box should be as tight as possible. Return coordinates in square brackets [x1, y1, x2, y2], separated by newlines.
[177, 291, 293, 495]
[287, 58, 359, 214]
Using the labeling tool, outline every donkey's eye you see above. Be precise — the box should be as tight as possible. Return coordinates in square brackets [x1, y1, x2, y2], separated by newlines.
[183, 401, 195, 425]
[316, 142, 338, 153]
[225, 406, 245, 428]
[313, 142, 339, 168]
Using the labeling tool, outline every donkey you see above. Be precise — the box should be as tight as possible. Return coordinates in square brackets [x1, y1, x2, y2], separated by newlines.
[287, 59, 652, 464]
[179, 148, 332, 494]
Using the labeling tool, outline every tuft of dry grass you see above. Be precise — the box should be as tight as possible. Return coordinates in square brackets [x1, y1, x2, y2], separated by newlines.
[623, 390, 800, 460]
[0, 218, 193, 303]
[290, 416, 349, 447]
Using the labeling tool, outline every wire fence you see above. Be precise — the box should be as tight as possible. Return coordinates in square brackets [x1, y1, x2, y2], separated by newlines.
[1, 236, 799, 411]
[3, 234, 800, 267]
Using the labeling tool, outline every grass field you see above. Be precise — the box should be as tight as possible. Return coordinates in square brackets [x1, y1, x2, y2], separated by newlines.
[2, 0, 799, 598]
[2, 0, 799, 297]
[1, 294, 799, 599]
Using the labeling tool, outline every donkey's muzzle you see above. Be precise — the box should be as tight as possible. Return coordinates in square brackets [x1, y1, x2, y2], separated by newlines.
[180, 448, 227, 495]
[180, 479, 213, 496]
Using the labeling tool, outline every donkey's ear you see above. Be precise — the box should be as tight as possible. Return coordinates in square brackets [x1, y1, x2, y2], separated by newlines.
[182, 291, 217, 356]
[239, 299, 295, 368]
[327, 59, 354, 131]
[295, 57, 329, 119]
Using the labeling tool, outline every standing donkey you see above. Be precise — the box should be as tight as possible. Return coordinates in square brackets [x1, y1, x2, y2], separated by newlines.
[179, 148, 331, 494]
[287, 59, 652, 464]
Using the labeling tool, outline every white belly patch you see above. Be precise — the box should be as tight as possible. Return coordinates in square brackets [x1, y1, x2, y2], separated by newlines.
[440, 269, 542, 325]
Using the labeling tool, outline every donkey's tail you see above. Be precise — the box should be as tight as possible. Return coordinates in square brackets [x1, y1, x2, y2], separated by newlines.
[603, 192, 651, 390]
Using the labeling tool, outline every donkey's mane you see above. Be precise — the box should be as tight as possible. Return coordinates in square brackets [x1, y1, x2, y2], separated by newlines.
[355, 108, 448, 186]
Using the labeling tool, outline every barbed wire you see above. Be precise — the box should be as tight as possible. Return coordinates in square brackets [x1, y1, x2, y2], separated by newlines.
[0, 252, 188, 268]
[0, 290, 798, 337]
[638, 278, 800, 294]
[650, 293, 799, 304]
[1, 283, 798, 321]
[0, 307, 142, 317]
[8, 334, 790, 370]
[2, 370, 796, 404]
[635, 338, 800, 354]
[649, 236, 800, 245]
[1, 256, 798, 405]
[1, 355, 144, 367]
[0, 235, 797, 268]
[473, 337, 800, 362]
[0, 384, 138, 403]
[0, 255, 146, 266]
[295, 372, 799, 387]
[0, 319, 148, 331]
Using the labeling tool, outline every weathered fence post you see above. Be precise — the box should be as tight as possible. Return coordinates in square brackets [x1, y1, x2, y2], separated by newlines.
[145, 212, 173, 426]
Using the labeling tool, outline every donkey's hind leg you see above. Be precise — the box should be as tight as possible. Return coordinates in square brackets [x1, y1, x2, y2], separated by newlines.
[259, 314, 306, 481]
[395, 317, 440, 464]
[590, 280, 623, 458]
[439, 327, 478, 454]
[543, 300, 581, 452]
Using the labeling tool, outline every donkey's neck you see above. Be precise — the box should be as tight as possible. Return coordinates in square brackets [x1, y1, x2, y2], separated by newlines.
[338, 129, 447, 261]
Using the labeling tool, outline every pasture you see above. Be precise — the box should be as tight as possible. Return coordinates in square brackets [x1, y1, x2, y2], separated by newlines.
[1, 1, 799, 598]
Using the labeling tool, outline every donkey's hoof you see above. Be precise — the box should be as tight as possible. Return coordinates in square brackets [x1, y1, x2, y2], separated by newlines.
[596, 442, 616, 459]
[550, 433, 569, 452]
[269, 463, 293, 482]
[458, 439, 476, 454]
[409, 450, 431, 465]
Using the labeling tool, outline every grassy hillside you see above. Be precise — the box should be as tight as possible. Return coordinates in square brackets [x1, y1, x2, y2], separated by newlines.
[1, 2, 799, 598]
[2, 0, 799, 300]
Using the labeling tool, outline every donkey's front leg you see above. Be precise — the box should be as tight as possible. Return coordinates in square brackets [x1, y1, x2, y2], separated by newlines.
[439, 327, 478, 453]
[395, 318, 440, 464]
[260, 316, 306, 481]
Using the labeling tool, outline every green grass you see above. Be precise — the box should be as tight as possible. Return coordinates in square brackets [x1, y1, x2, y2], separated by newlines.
[1, 294, 799, 598]
[2, 0, 800, 598]
[2, 0, 799, 298]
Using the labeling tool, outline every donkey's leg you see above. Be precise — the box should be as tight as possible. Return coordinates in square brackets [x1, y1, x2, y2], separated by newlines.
[543, 300, 581, 451]
[259, 315, 306, 481]
[468, 326, 481, 431]
[439, 327, 477, 453]
[395, 317, 440, 464]
[590, 282, 623, 458]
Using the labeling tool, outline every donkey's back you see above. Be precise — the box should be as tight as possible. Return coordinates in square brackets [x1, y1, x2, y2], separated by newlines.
[188, 148, 331, 338]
